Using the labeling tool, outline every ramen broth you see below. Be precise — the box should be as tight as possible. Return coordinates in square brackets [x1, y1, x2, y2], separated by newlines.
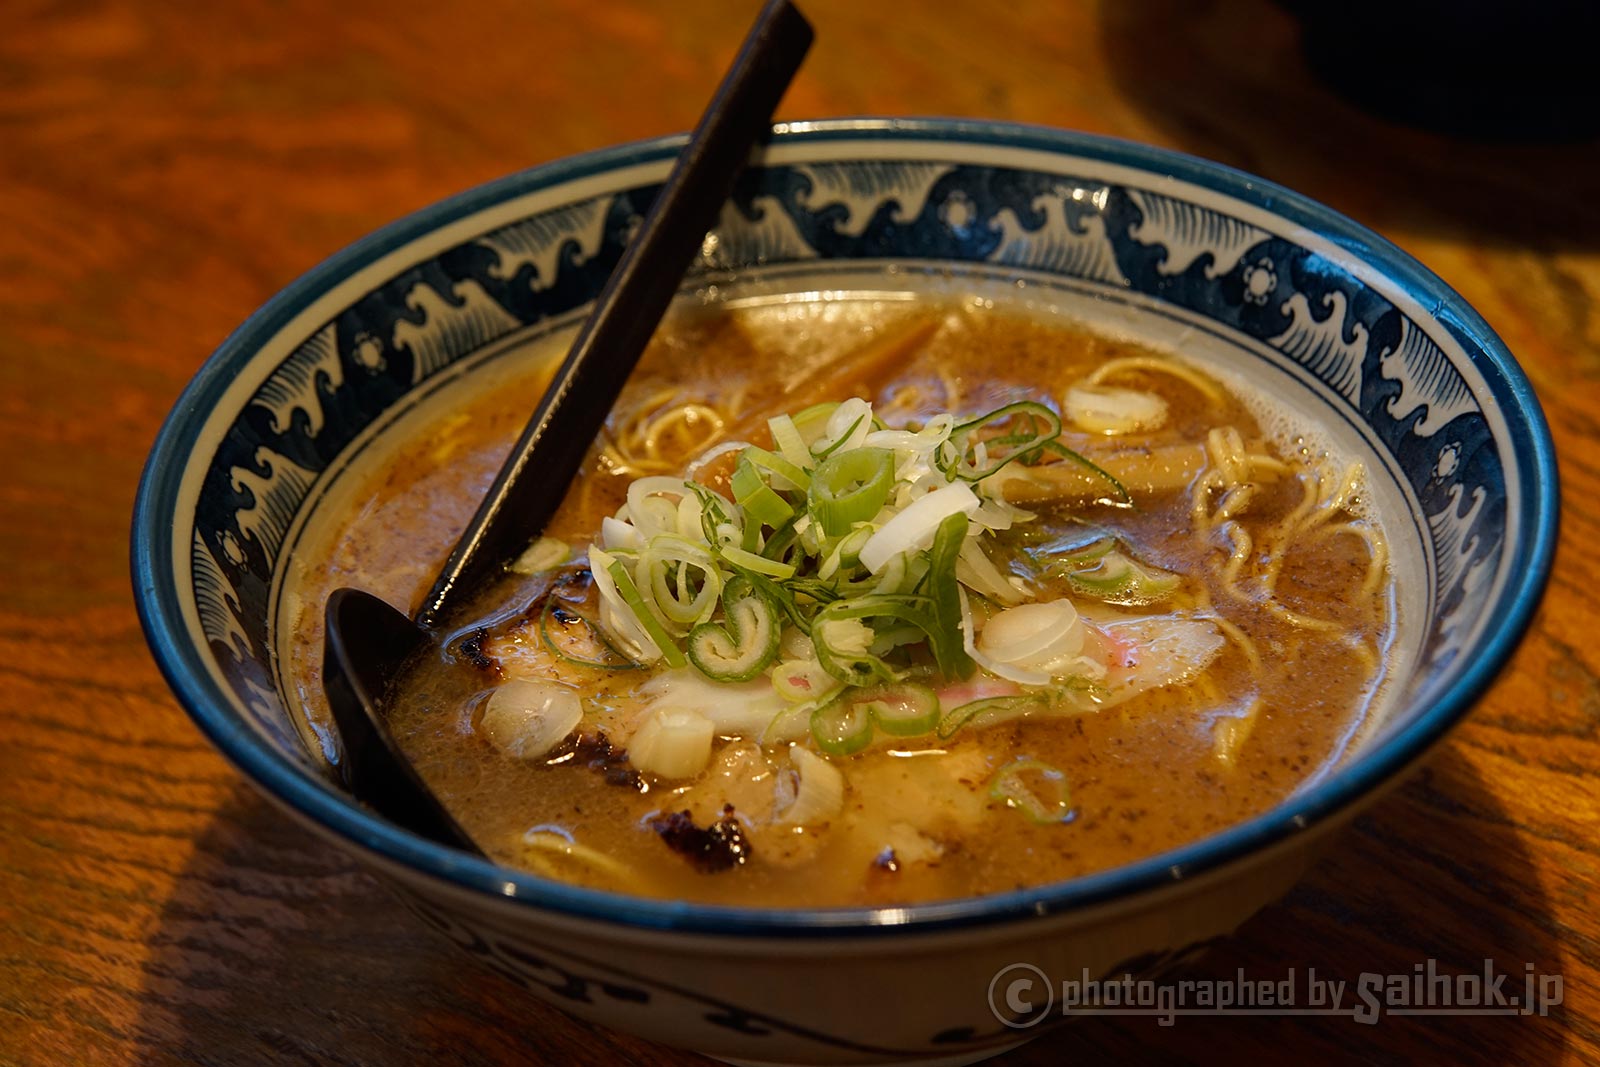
[283, 296, 1392, 907]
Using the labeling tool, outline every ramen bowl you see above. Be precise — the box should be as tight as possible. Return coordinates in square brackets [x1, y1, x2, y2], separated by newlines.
[132, 119, 1556, 1065]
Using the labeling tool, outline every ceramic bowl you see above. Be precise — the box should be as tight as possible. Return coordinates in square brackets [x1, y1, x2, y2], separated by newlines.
[132, 119, 1557, 1065]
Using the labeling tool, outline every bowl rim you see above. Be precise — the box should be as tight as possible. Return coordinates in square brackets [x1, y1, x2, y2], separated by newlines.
[132, 116, 1559, 938]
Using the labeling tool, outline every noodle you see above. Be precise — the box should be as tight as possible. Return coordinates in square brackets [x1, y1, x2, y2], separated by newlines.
[1194, 440, 1385, 639]
[1086, 355, 1227, 405]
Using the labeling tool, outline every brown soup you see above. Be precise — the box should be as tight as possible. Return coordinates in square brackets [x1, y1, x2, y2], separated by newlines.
[283, 295, 1393, 908]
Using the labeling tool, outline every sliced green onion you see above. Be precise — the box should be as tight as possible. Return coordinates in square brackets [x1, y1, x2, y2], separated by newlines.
[853, 682, 940, 737]
[857, 481, 978, 573]
[791, 402, 839, 448]
[937, 692, 1049, 738]
[626, 476, 696, 539]
[939, 401, 1063, 482]
[731, 566, 815, 636]
[743, 446, 810, 492]
[938, 679, 1102, 738]
[809, 446, 894, 536]
[510, 535, 570, 575]
[760, 522, 802, 570]
[1037, 441, 1133, 505]
[786, 577, 843, 605]
[810, 595, 935, 686]
[772, 657, 835, 702]
[811, 412, 867, 461]
[953, 400, 1061, 443]
[818, 525, 874, 581]
[813, 614, 890, 687]
[641, 535, 722, 628]
[810, 589, 973, 689]
[768, 414, 814, 471]
[988, 758, 1073, 823]
[810, 692, 875, 756]
[894, 552, 932, 596]
[925, 511, 976, 680]
[868, 552, 908, 596]
[687, 581, 781, 682]
[539, 594, 643, 670]
[592, 394, 1146, 711]
[1058, 535, 1118, 566]
[870, 625, 924, 653]
[682, 482, 738, 548]
[604, 559, 686, 668]
[718, 543, 797, 580]
[732, 456, 795, 529]
[835, 525, 874, 568]
[1065, 550, 1180, 605]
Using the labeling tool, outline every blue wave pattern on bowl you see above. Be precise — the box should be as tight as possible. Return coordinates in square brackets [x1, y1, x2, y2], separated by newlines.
[190, 156, 1503, 761]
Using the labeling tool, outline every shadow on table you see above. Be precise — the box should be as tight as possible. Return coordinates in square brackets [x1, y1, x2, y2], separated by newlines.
[1096, 0, 1600, 252]
[132, 745, 1566, 1065]
[129, 786, 694, 1067]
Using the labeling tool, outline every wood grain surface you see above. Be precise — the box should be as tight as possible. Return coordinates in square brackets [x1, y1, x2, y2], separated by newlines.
[2, 1, 1596, 1064]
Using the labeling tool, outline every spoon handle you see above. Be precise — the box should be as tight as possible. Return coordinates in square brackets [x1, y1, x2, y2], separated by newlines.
[418, 0, 814, 629]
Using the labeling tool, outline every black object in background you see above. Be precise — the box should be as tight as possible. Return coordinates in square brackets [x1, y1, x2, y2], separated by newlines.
[1280, 0, 1600, 141]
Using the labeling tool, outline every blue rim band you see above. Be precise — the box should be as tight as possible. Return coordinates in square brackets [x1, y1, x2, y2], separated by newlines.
[132, 118, 1559, 938]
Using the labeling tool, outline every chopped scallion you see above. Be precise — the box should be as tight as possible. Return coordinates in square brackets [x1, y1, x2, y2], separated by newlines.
[768, 414, 815, 471]
[810, 692, 875, 756]
[731, 456, 795, 529]
[1064, 549, 1180, 605]
[988, 758, 1074, 823]
[853, 682, 940, 737]
[604, 559, 686, 669]
[809, 446, 894, 536]
[743, 446, 810, 492]
[937, 692, 1049, 738]
[687, 581, 781, 682]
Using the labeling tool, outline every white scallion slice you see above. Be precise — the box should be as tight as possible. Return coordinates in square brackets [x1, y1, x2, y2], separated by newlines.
[625, 477, 696, 540]
[588, 547, 665, 664]
[956, 537, 1027, 604]
[768, 414, 815, 471]
[639, 669, 790, 737]
[960, 588, 1049, 686]
[977, 600, 1086, 674]
[479, 679, 583, 759]
[600, 515, 643, 551]
[509, 536, 570, 575]
[628, 706, 715, 779]
[1064, 384, 1169, 435]
[771, 657, 837, 704]
[776, 744, 846, 826]
[815, 397, 875, 456]
[858, 481, 980, 573]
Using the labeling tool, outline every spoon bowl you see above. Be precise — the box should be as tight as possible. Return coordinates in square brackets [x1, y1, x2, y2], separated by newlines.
[322, 587, 479, 852]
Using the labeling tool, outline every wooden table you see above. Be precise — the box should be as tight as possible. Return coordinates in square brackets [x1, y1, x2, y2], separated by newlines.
[3, 1, 1595, 1063]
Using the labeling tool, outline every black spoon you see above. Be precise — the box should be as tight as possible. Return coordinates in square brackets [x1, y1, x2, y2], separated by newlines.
[323, 0, 814, 856]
